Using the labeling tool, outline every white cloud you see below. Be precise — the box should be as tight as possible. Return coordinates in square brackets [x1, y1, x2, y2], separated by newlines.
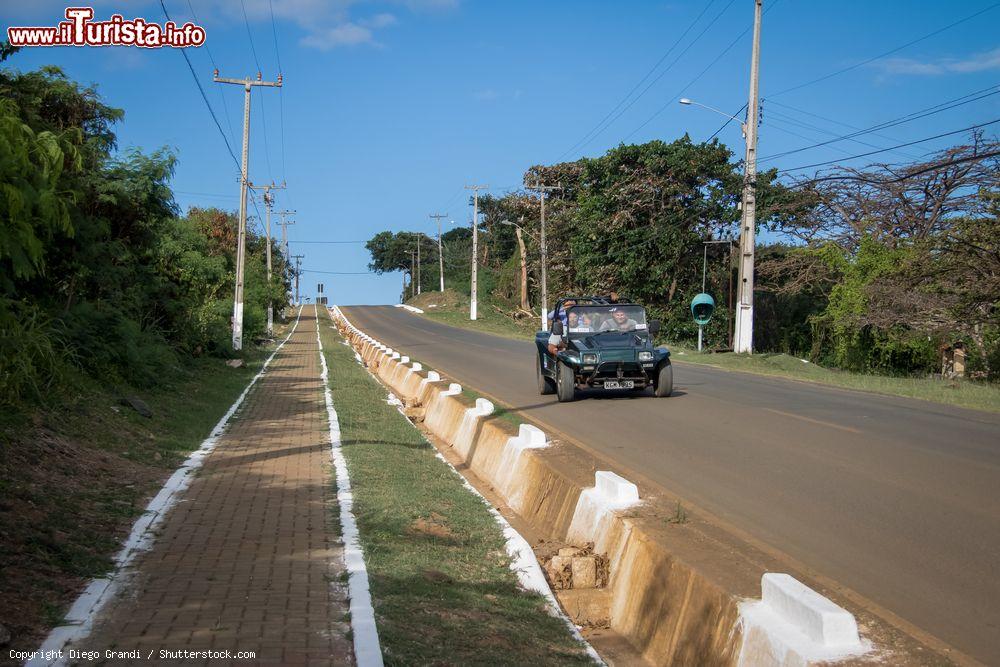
[474, 89, 500, 102]
[363, 13, 398, 29]
[300, 22, 373, 49]
[878, 47, 1000, 76]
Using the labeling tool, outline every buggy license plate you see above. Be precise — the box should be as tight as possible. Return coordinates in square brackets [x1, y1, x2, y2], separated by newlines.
[603, 380, 634, 389]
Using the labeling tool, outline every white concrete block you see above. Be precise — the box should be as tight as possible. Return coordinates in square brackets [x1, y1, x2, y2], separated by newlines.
[761, 573, 860, 647]
[391, 352, 400, 360]
[441, 383, 462, 397]
[427, 371, 440, 382]
[518, 424, 547, 448]
[595, 470, 639, 505]
[400, 356, 410, 364]
[410, 362, 422, 372]
[473, 398, 494, 416]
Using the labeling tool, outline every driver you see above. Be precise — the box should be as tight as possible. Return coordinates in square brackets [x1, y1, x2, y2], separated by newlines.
[599, 308, 638, 332]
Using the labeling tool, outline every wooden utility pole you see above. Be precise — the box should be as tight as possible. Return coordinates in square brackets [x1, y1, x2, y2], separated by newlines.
[429, 213, 448, 292]
[249, 181, 285, 337]
[733, 0, 763, 354]
[214, 70, 282, 351]
[464, 185, 488, 320]
[527, 182, 562, 331]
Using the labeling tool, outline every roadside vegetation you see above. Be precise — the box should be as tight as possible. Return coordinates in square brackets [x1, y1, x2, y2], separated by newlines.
[318, 312, 591, 665]
[0, 53, 294, 654]
[366, 132, 999, 394]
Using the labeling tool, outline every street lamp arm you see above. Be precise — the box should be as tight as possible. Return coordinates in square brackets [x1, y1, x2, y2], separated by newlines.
[679, 98, 745, 125]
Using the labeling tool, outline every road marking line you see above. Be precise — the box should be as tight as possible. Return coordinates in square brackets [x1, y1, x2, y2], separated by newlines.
[763, 408, 862, 434]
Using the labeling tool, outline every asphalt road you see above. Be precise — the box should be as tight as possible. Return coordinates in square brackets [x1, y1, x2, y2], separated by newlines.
[341, 305, 1000, 664]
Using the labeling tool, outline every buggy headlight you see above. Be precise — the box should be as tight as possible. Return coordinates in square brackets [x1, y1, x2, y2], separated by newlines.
[638, 351, 654, 361]
[582, 353, 599, 365]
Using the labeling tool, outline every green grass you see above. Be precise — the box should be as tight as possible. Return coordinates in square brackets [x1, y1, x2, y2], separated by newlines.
[410, 296, 1000, 414]
[0, 319, 289, 656]
[671, 345, 1000, 413]
[318, 313, 591, 666]
[409, 290, 539, 341]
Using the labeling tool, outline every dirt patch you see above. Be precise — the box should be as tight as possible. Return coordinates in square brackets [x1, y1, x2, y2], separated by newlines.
[409, 512, 454, 539]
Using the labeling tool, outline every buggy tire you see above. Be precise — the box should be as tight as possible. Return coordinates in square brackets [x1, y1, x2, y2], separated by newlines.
[556, 360, 576, 403]
[537, 355, 556, 395]
[654, 361, 673, 397]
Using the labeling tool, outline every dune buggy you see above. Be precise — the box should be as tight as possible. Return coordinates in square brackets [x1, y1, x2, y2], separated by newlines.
[535, 297, 673, 402]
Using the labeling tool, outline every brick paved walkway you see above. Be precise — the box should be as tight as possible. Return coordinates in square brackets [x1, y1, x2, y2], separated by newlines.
[80, 308, 352, 665]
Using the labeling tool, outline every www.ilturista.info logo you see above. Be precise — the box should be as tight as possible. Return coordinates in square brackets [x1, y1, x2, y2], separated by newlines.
[7, 7, 206, 48]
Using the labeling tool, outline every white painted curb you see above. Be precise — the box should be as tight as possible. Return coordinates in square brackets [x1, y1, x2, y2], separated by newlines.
[316, 311, 384, 667]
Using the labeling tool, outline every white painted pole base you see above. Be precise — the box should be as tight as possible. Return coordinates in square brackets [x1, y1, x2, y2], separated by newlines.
[734, 303, 753, 354]
[698, 325, 703, 352]
[470, 300, 477, 321]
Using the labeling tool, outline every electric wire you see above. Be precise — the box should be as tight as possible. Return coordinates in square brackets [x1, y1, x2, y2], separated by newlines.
[623, 0, 783, 143]
[158, 0, 239, 172]
[759, 84, 1000, 163]
[769, 1, 1000, 98]
[777, 117, 1000, 173]
[556, 0, 728, 161]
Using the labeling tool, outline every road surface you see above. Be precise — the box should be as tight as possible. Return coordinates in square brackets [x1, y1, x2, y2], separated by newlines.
[341, 305, 1000, 664]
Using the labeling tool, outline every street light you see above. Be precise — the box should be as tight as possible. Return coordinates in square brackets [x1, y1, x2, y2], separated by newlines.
[678, 98, 746, 136]
[499, 218, 539, 243]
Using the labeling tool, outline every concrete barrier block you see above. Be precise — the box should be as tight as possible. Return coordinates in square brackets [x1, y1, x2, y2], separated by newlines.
[473, 398, 494, 416]
[595, 471, 640, 505]
[391, 352, 400, 360]
[410, 362, 422, 372]
[401, 356, 410, 364]
[441, 383, 462, 397]
[761, 574, 860, 647]
[427, 371, 440, 382]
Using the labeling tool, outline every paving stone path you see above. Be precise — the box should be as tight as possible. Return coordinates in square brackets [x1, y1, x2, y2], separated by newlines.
[80, 308, 352, 665]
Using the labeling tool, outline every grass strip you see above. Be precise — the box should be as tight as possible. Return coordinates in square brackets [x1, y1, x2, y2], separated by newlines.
[670, 345, 1000, 413]
[318, 314, 591, 666]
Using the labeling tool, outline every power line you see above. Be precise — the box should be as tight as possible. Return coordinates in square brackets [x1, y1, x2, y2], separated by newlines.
[623, 0, 783, 143]
[301, 269, 377, 275]
[778, 117, 1000, 173]
[785, 149, 1000, 186]
[268, 0, 288, 186]
[184, 0, 239, 152]
[706, 103, 746, 141]
[764, 108, 921, 160]
[769, 2, 1000, 98]
[556, 0, 729, 161]
[239, 0, 263, 72]
[291, 240, 367, 244]
[158, 0, 239, 172]
[760, 85, 1000, 163]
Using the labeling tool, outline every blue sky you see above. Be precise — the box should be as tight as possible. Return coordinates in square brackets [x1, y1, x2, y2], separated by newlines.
[3, 0, 999, 304]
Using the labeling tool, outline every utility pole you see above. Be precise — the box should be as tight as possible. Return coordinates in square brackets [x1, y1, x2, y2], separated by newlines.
[430, 213, 448, 292]
[291, 254, 304, 306]
[276, 209, 296, 261]
[249, 181, 285, 338]
[733, 0, 763, 354]
[415, 233, 422, 295]
[214, 69, 282, 351]
[409, 250, 416, 300]
[464, 184, 488, 320]
[528, 182, 562, 331]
